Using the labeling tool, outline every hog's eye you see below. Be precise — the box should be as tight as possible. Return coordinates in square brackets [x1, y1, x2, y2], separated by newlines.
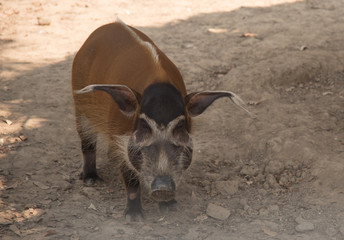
[135, 118, 152, 142]
[173, 120, 189, 142]
[139, 119, 151, 131]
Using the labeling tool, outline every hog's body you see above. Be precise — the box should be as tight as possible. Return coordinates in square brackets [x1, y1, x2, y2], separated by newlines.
[72, 19, 249, 221]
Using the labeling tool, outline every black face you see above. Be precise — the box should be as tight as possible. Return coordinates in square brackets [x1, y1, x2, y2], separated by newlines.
[127, 83, 193, 201]
[139, 82, 188, 128]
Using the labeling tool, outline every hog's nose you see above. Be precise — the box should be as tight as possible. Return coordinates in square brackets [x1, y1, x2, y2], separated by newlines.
[151, 176, 176, 201]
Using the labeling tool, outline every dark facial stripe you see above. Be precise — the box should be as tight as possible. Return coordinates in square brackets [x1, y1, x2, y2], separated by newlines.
[140, 83, 185, 127]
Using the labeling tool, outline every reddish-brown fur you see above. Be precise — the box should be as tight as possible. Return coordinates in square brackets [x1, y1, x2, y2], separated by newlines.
[72, 20, 188, 137]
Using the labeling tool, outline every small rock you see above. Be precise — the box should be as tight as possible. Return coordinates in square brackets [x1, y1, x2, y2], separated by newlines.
[268, 205, 279, 213]
[339, 225, 344, 235]
[258, 189, 267, 195]
[194, 214, 208, 222]
[214, 180, 239, 196]
[63, 183, 73, 191]
[44, 230, 57, 237]
[142, 225, 153, 231]
[19, 134, 28, 141]
[240, 165, 259, 176]
[295, 220, 315, 233]
[265, 174, 280, 189]
[300, 45, 308, 51]
[265, 160, 284, 174]
[206, 203, 230, 220]
[326, 226, 338, 237]
[259, 208, 269, 216]
[278, 174, 289, 186]
[262, 228, 278, 237]
[9, 224, 21, 236]
[266, 137, 283, 153]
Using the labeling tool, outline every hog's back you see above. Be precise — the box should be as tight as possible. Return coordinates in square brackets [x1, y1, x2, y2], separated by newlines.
[72, 21, 186, 137]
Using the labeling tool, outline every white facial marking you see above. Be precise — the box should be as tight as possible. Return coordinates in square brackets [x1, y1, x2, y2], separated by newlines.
[139, 113, 185, 135]
[138, 114, 192, 148]
[157, 149, 169, 172]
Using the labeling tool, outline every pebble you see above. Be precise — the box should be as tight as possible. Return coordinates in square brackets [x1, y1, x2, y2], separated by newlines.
[295, 222, 314, 232]
[9, 224, 21, 236]
[240, 165, 259, 177]
[265, 174, 280, 189]
[278, 174, 289, 186]
[326, 226, 338, 237]
[265, 160, 284, 174]
[339, 225, 344, 235]
[300, 45, 308, 51]
[295, 217, 315, 232]
[33, 181, 50, 190]
[266, 137, 283, 153]
[142, 225, 153, 231]
[214, 180, 239, 196]
[206, 203, 230, 221]
[259, 208, 269, 216]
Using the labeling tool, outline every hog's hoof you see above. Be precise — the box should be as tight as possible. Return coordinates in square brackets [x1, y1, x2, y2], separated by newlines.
[159, 199, 178, 214]
[79, 172, 103, 186]
[125, 207, 144, 222]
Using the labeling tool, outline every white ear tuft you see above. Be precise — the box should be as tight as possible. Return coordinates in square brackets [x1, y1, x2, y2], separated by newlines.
[226, 91, 256, 118]
[74, 85, 97, 94]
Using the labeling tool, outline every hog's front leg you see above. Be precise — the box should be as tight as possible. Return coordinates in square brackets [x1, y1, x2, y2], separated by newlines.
[121, 166, 143, 221]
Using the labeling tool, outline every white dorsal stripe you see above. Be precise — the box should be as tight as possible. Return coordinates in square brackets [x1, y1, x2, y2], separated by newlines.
[115, 18, 159, 63]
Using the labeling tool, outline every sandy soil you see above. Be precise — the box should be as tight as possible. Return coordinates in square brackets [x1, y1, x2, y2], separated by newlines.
[1, 0, 344, 239]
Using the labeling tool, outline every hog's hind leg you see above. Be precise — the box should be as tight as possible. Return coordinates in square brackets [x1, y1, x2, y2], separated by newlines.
[76, 118, 102, 185]
[79, 138, 102, 185]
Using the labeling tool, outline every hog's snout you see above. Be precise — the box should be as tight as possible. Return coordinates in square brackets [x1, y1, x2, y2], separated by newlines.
[151, 176, 176, 201]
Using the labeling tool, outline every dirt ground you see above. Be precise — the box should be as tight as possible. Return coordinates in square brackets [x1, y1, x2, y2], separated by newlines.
[1, 0, 344, 239]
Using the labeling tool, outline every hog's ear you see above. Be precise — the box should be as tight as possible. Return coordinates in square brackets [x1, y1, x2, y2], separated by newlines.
[75, 84, 141, 116]
[185, 91, 251, 117]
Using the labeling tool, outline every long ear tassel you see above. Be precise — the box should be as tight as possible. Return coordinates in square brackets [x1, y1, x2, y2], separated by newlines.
[227, 91, 256, 118]
[74, 85, 97, 94]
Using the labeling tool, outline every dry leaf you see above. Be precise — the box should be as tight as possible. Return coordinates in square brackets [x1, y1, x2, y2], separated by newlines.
[262, 228, 278, 237]
[5, 119, 13, 125]
[19, 135, 28, 141]
[88, 203, 97, 211]
[9, 224, 21, 236]
[44, 229, 57, 236]
[194, 214, 208, 222]
[37, 17, 51, 26]
[241, 33, 258, 38]
[208, 28, 227, 33]
[322, 91, 333, 96]
[33, 181, 50, 190]
[247, 99, 265, 106]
